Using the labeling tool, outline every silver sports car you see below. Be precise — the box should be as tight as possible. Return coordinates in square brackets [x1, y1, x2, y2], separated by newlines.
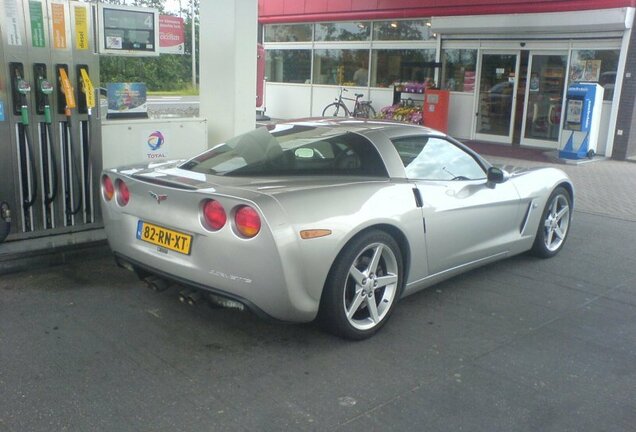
[101, 119, 573, 339]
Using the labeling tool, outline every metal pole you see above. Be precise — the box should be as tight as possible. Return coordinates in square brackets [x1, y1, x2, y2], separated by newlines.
[191, 0, 196, 89]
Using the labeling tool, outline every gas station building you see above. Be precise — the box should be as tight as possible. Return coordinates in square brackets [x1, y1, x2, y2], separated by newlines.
[1, 0, 636, 253]
[259, 0, 636, 161]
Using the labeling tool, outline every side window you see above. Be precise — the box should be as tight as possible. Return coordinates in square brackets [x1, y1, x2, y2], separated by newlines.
[392, 136, 486, 180]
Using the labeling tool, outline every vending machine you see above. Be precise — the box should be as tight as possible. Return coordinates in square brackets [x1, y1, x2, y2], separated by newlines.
[422, 89, 450, 133]
[559, 82, 604, 159]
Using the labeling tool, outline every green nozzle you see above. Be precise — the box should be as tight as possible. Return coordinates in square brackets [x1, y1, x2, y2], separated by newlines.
[44, 105, 51, 124]
[20, 106, 29, 125]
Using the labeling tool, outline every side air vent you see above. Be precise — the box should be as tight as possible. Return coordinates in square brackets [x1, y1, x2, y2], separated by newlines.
[519, 201, 533, 234]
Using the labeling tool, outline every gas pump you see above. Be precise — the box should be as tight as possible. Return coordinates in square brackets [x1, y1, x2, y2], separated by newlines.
[34, 64, 59, 229]
[78, 66, 95, 223]
[9, 65, 38, 232]
[58, 66, 83, 226]
[0, 0, 102, 248]
[0, 202, 11, 243]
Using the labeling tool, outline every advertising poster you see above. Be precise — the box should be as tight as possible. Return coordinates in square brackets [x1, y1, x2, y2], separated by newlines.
[159, 15, 185, 54]
[107, 82, 148, 119]
[570, 59, 602, 82]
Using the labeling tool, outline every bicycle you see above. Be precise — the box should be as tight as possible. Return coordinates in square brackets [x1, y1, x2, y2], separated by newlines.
[322, 87, 376, 118]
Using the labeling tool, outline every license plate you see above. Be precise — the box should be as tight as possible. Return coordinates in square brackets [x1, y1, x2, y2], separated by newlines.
[136, 221, 193, 255]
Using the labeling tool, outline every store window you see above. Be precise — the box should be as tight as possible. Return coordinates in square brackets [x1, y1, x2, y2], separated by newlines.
[371, 49, 436, 88]
[265, 50, 311, 84]
[263, 23, 312, 42]
[313, 49, 369, 85]
[315, 21, 370, 41]
[373, 20, 432, 41]
[441, 49, 478, 92]
[569, 49, 619, 101]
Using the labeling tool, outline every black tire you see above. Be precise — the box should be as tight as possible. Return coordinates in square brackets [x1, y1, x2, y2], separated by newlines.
[319, 230, 403, 340]
[353, 103, 376, 119]
[530, 186, 572, 258]
[322, 103, 349, 117]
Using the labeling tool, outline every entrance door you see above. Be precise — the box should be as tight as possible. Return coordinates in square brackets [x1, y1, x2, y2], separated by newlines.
[520, 52, 568, 148]
[475, 52, 520, 144]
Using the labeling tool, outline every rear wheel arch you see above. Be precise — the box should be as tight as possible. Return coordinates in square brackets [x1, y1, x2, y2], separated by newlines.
[319, 223, 411, 304]
[318, 226, 407, 339]
[336, 224, 411, 288]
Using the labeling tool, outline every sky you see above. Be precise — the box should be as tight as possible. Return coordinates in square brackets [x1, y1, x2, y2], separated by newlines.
[164, 0, 181, 14]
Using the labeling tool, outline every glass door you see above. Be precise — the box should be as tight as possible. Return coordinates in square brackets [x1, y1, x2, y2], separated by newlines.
[520, 52, 568, 148]
[475, 51, 520, 144]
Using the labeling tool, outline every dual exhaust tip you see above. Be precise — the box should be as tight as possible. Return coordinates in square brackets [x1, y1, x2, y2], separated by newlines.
[142, 275, 245, 311]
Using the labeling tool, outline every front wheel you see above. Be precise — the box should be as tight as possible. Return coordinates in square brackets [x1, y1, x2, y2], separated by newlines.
[319, 230, 403, 340]
[322, 103, 349, 117]
[530, 186, 572, 258]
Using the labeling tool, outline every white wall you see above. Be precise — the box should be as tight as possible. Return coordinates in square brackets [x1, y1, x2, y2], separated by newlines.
[265, 84, 312, 119]
[199, 0, 257, 145]
[265, 84, 392, 119]
[598, 101, 612, 156]
[448, 92, 476, 139]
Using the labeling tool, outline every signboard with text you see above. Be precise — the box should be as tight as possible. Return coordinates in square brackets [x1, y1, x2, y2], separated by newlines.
[159, 15, 185, 54]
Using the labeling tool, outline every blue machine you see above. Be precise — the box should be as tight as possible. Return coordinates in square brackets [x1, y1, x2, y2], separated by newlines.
[559, 82, 604, 159]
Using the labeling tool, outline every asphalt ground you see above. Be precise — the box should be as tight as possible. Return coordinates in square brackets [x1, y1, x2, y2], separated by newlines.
[1, 154, 636, 431]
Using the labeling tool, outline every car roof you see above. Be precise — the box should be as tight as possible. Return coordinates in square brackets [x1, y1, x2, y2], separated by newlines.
[274, 117, 447, 138]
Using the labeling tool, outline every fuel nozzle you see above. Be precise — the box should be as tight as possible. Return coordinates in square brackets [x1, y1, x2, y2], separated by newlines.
[38, 77, 54, 124]
[16, 76, 31, 125]
[79, 68, 95, 115]
[58, 67, 76, 117]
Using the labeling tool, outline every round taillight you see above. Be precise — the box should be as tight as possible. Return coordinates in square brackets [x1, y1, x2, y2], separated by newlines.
[202, 200, 227, 231]
[116, 179, 130, 206]
[102, 175, 114, 201]
[235, 206, 261, 238]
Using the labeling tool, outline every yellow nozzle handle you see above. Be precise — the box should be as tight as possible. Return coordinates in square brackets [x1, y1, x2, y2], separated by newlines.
[58, 68, 76, 112]
[80, 68, 95, 109]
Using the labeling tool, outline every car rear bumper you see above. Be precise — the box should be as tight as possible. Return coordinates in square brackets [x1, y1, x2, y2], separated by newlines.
[113, 252, 278, 321]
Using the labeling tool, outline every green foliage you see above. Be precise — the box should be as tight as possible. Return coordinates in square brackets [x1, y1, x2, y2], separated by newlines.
[98, 0, 199, 91]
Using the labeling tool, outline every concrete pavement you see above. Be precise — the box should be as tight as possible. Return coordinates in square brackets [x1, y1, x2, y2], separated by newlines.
[1, 148, 635, 431]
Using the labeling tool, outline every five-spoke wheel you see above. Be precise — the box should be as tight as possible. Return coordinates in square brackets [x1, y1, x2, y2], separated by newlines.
[320, 230, 403, 339]
[531, 186, 572, 258]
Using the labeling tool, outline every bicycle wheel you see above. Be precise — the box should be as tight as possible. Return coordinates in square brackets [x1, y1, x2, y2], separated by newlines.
[322, 103, 349, 117]
[354, 103, 376, 119]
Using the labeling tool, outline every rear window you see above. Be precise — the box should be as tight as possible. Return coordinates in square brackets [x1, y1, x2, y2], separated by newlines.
[180, 125, 388, 177]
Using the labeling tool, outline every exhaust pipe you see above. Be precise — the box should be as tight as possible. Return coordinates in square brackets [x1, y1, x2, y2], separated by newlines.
[186, 290, 203, 306]
[178, 289, 202, 305]
[178, 289, 191, 303]
[144, 276, 170, 292]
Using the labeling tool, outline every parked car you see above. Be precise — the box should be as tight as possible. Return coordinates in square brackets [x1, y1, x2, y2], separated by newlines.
[101, 119, 574, 339]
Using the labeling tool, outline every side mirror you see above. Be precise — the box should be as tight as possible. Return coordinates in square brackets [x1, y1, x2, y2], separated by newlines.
[487, 166, 509, 185]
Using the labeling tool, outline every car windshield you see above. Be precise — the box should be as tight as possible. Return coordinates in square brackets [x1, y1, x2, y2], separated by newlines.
[180, 125, 388, 177]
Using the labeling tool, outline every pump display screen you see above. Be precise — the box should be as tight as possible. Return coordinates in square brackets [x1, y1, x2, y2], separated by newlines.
[99, 6, 158, 55]
[565, 99, 583, 131]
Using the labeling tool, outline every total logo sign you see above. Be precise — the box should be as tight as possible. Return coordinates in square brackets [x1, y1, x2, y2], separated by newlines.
[145, 130, 168, 160]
